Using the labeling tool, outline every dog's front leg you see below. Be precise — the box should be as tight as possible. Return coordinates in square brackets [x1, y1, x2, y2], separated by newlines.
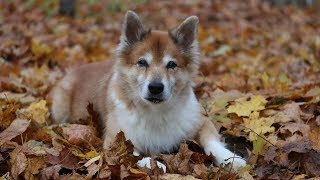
[196, 117, 246, 170]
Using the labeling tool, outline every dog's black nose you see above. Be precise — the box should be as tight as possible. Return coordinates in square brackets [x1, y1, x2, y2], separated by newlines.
[148, 81, 164, 95]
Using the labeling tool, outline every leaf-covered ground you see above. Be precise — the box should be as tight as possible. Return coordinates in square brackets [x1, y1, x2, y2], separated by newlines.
[1, 0, 320, 179]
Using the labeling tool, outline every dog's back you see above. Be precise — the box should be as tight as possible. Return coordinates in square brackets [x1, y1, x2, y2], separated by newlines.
[51, 60, 113, 123]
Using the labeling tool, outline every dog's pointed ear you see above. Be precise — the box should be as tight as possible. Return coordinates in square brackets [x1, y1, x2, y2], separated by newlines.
[120, 11, 149, 47]
[169, 16, 199, 49]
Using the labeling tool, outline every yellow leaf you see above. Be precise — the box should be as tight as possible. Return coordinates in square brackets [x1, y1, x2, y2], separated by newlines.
[243, 111, 275, 141]
[227, 95, 267, 117]
[71, 148, 100, 160]
[17, 100, 49, 126]
[261, 72, 270, 88]
[31, 40, 52, 56]
[252, 135, 266, 155]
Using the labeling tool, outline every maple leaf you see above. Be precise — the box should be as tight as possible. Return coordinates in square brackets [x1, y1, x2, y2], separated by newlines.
[104, 131, 138, 167]
[17, 100, 49, 126]
[274, 102, 312, 123]
[62, 124, 102, 148]
[227, 95, 267, 117]
[243, 111, 275, 141]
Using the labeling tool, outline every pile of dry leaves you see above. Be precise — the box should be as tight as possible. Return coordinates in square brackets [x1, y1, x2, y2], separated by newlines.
[0, 0, 319, 179]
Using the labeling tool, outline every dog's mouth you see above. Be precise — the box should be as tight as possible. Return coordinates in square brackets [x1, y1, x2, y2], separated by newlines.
[146, 97, 164, 104]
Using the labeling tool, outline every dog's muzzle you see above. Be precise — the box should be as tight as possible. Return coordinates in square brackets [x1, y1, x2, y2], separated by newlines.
[146, 81, 164, 104]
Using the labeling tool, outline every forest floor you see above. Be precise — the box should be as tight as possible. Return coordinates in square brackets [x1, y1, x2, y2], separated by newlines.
[0, 0, 320, 179]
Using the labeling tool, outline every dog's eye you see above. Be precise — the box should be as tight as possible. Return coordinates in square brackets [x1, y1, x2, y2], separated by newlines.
[166, 61, 177, 69]
[137, 59, 148, 67]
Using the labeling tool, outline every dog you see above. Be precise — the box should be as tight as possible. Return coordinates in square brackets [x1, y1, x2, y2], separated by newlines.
[51, 10, 246, 170]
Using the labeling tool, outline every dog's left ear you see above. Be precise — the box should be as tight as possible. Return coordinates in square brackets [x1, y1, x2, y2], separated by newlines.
[170, 16, 199, 50]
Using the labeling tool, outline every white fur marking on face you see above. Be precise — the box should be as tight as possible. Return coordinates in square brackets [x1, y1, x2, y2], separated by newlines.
[141, 52, 153, 64]
[204, 140, 246, 169]
[163, 54, 174, 65]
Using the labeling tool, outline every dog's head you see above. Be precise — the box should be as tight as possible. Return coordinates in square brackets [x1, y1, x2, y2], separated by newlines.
[115, 11, 199, 106]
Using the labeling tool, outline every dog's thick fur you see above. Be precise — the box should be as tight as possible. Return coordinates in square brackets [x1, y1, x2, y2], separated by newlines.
[51, 11, 246, 169]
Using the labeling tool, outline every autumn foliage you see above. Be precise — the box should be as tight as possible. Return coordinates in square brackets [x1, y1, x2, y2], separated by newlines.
[0, 0, 320, 179]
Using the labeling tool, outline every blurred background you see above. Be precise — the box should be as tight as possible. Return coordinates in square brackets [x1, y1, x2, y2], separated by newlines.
[0, 0, 319, 95]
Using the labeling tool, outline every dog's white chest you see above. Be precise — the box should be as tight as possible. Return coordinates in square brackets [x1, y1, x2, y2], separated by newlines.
[113, 94, 201, 154]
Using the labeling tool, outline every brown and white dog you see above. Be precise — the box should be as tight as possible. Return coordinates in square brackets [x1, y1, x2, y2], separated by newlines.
[51, 11, 246, 170]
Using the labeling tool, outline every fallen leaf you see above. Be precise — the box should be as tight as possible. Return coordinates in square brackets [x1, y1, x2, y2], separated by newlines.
[309, 126, 320, 151]
[86, 163, 99, 179]
[274, 102, 312, 123]
[0, 118, 30, 142]
[23, 156, 47, 179]
[252, 135, 266, 155]
[304, 151, 320, 176]
[282, 139, 312, 154]
[46, 148, 80, 169]
[17, 100, 49, 126]
[160, 143, 193, 175]
[0, 102, 20, 130]
[280, 122, 310, 138]
[9, 148, 28, 179]
[71, 149, 99, 160]
[243, 111, 275, 141]
[39, 165, 62, 180]
[104, 131, 138, 167]
[62, 124, 102, 148]
[31, 39, 52, 56]
[192, 164, 208, 179]
[159, 174, 200, 180]
[227, 95, 267, 117]
[305, 86, 320, 103]
[23, 140, 48, 156]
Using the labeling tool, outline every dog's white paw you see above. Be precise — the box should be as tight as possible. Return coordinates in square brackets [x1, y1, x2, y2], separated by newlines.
[204, 140, 246, 170]
[137, 157, 167, 173]
[222, 155, 247, 170]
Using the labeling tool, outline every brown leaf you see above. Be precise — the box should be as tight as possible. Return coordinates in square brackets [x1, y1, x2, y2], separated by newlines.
[126, 168, 149, 180]
[264, 146, 277, 163]
[303, 151, 320, 176]
[39, 165, 62, 180]
[0, 101, 20, 130]
[282, 139, 312, 154]
[280, 122, 310, 137]
[160, 143, 193, 175]
[62, 124, 102, 148]
[192, 164, 208, 179]
[23, 156, 47, 179]
[159, 174, 200, 180]
[309, 126, 320, 151]
[86, 163, 99, 179]
[104, 131, 139, 167]
[0, 118, 30, 142]
[275, 102, 313, 123]
[98, 165, 112, 179]
[9, 148, 28, 179]
[46, 148, 81, 169]
[190, 152, 214, 164]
